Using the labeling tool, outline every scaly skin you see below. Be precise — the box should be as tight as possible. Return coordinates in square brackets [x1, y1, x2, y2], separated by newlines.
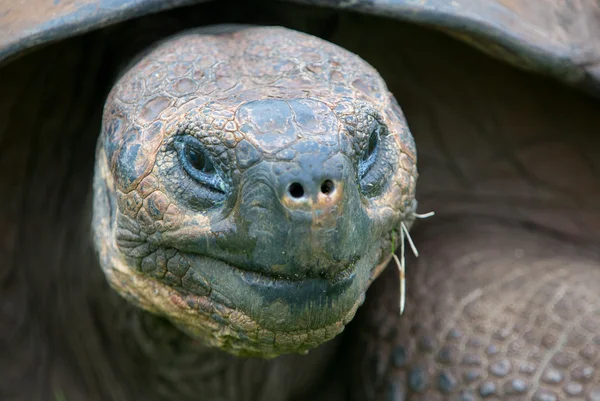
[93, 25, 418, 357]
[350, 221, 600, 400]
[334, 15, 600, 400]
[2, 5, 600, 400]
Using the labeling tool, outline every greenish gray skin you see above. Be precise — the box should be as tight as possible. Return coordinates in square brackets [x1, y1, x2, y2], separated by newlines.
[3, 2, 600, 400]
[92, 25, 417, 357]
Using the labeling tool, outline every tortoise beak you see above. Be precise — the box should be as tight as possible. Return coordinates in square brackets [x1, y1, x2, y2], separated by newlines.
[221, 152, 371, 280]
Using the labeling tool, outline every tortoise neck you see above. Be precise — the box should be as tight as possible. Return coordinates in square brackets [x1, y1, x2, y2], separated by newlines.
[102, 291, 344, 400]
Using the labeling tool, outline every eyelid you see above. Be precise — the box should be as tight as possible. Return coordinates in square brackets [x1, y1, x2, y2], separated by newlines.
[358, 126, 380, 178]
[174, 136, 226, 193]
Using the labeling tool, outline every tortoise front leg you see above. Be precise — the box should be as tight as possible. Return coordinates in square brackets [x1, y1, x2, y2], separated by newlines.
[350, 219, 600, 400]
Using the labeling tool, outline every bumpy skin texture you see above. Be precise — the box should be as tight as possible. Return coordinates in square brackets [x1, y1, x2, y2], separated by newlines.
[2, 4, 600, 400]
[350, 222, 600, 401]
[93, 25, 417, 357]
[336, 15, 600, 400]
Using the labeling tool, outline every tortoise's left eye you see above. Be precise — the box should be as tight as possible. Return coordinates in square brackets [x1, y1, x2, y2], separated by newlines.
[357, 123, 393, 197]
[358, 126, 380, 179]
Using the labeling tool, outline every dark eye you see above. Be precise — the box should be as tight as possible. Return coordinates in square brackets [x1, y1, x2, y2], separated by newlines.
[185, 145, 216, 174]
[358, 127, 379, 178]
[176, 137, 226, 194]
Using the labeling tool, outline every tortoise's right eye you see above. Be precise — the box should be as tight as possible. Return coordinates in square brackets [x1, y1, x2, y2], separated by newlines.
[185, 145, 216, 175]
[175, 136, 226, 194]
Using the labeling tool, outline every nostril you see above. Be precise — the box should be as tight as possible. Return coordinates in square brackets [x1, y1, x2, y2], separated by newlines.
[288, 182, 305, 198]
[320, 179, 335, 195]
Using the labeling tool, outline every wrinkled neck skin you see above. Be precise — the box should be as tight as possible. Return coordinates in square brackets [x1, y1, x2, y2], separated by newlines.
[106, 300, 344, 400]
[4, 4, 600, 401]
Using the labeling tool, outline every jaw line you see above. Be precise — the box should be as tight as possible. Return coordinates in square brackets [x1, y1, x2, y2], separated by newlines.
[102, 250, 368, 357]
[190, 251, 359, 285]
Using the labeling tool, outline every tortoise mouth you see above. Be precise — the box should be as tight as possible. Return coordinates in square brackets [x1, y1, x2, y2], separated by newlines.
[190, 252, 360, 284]
[167, 251, 359, 314]
[236, 262, 357, 288]
[98, 207, 388, 355]
[169, 251, 368, 332]
[156, 250, 379, 355]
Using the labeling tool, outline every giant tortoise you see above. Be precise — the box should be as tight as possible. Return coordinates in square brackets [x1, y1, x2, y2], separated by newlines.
[2, 1, 600, 400]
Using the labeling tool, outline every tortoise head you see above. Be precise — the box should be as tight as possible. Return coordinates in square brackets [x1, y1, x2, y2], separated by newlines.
[92, 25, 418, 357]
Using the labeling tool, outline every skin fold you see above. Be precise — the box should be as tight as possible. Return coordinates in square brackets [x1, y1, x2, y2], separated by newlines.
[0, 2, 599, 400]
